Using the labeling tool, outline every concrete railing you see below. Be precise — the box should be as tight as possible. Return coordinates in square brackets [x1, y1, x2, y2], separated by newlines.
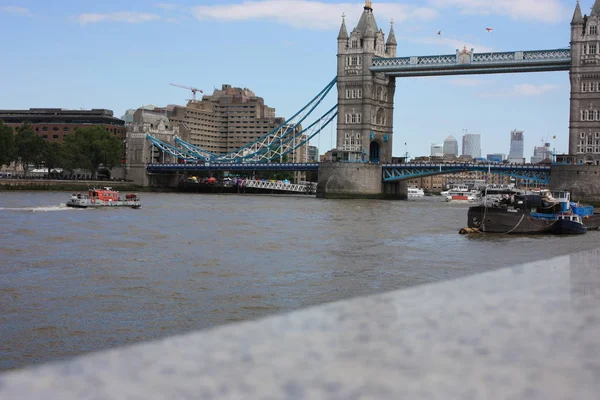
[1, 249, 600, 399]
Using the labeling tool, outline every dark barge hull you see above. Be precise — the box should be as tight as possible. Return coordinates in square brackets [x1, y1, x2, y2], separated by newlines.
[468, 207, 600, 233]
[467, 207, 553, 234]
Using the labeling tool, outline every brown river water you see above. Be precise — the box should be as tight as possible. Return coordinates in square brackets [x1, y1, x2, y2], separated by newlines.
[1, 191, 599, 371]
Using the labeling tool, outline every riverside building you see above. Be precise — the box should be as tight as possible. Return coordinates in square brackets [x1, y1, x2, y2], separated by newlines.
[0, 108, 126, 142]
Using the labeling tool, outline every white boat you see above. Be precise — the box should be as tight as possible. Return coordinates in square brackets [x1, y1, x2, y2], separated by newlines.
[66, 187, 141, 209]
[441, 184, 470, 196]
[408, 187, 425, 198]
[445, 190, 480, 203]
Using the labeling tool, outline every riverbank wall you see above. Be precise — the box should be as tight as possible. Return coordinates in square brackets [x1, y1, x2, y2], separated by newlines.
[0, 179, 150, 192]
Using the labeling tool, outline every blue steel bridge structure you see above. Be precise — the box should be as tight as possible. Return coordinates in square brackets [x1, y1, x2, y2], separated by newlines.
[146, 47, 568, 186]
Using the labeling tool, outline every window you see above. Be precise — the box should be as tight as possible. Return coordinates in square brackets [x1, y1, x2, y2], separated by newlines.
[589, 137, 594, 145]
[351, 40, 358, 48]
[581, 132, 586, 138]
[591, 25, 598, 35]
[590, 44, 598, 55]
[582, 82, 590, 92]
[53, 127, 58, 131]
[42, 127, 48, 132]
[593, 110, 598, 121]
[53, 135, 59, 139]
[357, 89, 363, 98]
[596, 132, 600, 139]
[583, 110, 589, 121]
[42, 135, 48, 139]
[63, 127, 69, 132]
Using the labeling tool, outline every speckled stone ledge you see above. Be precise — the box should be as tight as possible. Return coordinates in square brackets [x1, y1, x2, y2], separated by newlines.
[2, 250, 600, 399]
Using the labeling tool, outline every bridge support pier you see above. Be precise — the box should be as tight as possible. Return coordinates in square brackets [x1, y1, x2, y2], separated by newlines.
[551, 165, 600, 206]
[317, 163, 406, 199]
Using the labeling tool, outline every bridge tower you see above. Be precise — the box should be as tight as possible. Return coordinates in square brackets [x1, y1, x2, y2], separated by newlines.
[336, 1, 396, 163]
[569, 0, 600, 164]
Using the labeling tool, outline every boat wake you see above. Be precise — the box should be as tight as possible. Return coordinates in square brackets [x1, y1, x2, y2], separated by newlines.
[0, 204, 78, 212]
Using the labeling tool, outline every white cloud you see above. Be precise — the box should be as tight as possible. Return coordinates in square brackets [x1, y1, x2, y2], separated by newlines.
[402, 35, 492, 53]
[77, 12, 160, 25]
[427, 0, 567, 23]
[480, 83, 560, 98]
[192, 1, 437, 30]
[512, 83, 560, 96]
[448, 77, 491, 87]
[0, 6, 32, 16]
[156, 3, 178, 10]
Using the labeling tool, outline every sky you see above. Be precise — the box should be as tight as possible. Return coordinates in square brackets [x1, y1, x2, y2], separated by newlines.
[0, 0, 587, 160]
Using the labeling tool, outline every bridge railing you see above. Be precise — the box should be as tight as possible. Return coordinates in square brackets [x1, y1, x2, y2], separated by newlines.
[372, 49, 571, 70]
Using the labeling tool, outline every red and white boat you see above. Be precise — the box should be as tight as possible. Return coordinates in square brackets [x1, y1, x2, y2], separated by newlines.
[445, 190, 480, 203]
[66, 187, 141, 209]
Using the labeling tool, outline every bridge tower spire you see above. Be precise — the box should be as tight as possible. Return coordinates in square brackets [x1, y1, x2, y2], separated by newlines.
[569, 0, 600, 163]
[336, 1, 396, 163]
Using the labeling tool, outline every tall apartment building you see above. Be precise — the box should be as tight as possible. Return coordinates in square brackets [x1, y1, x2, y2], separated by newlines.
[462, 133, 481, 158]
[443, 136, 459, 157]
[159, 84, 304, 159]
[508, 130, 525, 163]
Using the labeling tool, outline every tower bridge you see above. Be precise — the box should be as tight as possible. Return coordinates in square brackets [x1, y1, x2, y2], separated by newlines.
[141, 1, 600, 203]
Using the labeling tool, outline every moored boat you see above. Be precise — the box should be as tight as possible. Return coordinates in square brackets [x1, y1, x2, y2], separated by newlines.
[552, 214, 587, 235]
[446, 190, 480, 203]
[66, 187, 141, 209]
[467, 190, 600, 233]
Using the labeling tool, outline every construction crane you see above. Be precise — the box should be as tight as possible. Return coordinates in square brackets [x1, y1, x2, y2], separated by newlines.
[169, 83, 203, 101]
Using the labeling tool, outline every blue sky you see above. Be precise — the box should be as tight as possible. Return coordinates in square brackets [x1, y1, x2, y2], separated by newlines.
[0, 0, 586, 159]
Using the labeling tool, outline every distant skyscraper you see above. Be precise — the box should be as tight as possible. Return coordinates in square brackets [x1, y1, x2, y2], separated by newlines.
[308, 146, 319, 162]
[430, 143, 444, 157]
[531, 142, 552, 164]
[462, 134, 481, 158]
[443, 136, 459, 157]
[508, 130, 525, 163]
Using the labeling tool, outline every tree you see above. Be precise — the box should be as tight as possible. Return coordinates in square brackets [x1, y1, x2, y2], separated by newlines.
[42, 142, 65, 178]
[63, 126, 123, 180]
[14, 124, 46, 176]
[0, 122, 16, 168]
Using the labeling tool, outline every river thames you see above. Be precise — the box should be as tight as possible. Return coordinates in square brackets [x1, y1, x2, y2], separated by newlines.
[1, 191, 599, 371]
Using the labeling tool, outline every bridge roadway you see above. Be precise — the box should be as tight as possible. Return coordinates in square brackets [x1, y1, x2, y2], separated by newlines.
[147, 162, 551, 183]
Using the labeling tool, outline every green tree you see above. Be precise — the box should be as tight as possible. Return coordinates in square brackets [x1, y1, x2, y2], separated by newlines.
[0, 122, 16, 168]
[42, 142, 65, 178]
[14, 124, 46, 176]
[63, 126, 123, 180]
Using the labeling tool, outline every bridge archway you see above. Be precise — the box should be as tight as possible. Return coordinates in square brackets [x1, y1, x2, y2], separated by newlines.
[370, 141, 381, 163]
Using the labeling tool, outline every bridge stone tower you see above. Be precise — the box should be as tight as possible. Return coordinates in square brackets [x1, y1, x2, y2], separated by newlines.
[336, 0, 396, 163]
[569, 0, 600, 164]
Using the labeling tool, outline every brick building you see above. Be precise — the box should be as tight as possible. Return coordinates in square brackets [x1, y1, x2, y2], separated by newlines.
[0, 108, 126, 142]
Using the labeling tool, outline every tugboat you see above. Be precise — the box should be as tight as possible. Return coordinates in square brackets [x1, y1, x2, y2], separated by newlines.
[66, 187, 141, 209]
[552, 214, 587, 235]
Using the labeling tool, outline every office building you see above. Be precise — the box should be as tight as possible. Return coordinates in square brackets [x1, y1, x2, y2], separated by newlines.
[531, 142, 552, 164]
[0, 108, 126, 142]
[430, 143, 444, 157]
[443, 136, 459, 157]
[308, 146, 319, 162]
[462, 134, 481, 158]
[487, 153, 505, 163]
[508, 130, 525, 163]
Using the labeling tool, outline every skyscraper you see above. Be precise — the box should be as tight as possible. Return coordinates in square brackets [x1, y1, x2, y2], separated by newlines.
[462, 134, 481, 158]
[430, 143, 444, 157]
[443, 135, 459, 157]
[508, 130, 525, 163]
